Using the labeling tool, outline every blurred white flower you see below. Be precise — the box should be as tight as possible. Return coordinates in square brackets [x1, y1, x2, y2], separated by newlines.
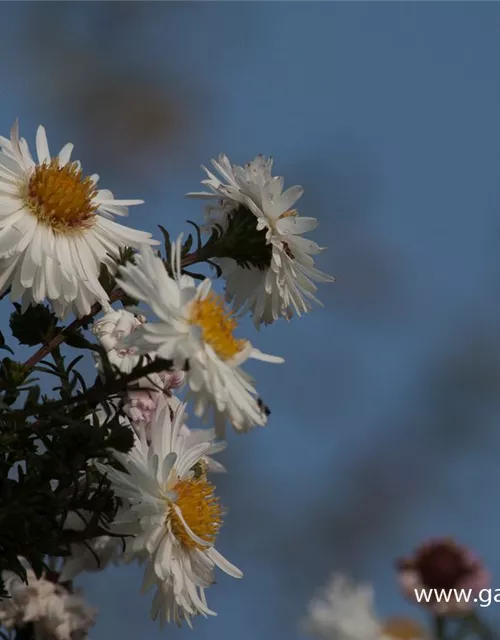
[92, 308, 147, 374]
[59, 511, 123, 582]
[97, 397, 241, 628]
[0, 121, 158, 319]
[0, 559, 96, 640]
[303, 574, 381, 640]
[303, 574, 426, 640]
[115, 240, 283, 435]
[188, 154, 334, 327]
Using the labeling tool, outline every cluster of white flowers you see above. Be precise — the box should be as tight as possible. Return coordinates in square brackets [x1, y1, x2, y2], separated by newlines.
[0, 122, 333, 632]
[0, 559, 96, 640]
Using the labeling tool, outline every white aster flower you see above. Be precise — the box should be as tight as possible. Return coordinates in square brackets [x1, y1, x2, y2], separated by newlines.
[97, 397, 241, 628]
[188, 154, 334, 327]
[0, 121, 158, 319]
[115, 239, 283, 435]
[92, 308, 147, 374]
[59, 511, 123, 582]
[0, 559, 96, 640]
[303, 574, 426, 640]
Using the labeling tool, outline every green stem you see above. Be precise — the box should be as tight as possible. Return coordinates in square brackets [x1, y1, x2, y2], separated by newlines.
[51, 345, 72, 402]
[434, 615, 447, 640]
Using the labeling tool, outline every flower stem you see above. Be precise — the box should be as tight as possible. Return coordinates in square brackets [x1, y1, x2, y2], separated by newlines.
[434, 616, 447, 640]
[23, 288, 123, 370]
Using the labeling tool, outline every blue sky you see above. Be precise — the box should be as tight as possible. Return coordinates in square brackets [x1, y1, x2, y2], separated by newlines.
[2, 3, 500, 639]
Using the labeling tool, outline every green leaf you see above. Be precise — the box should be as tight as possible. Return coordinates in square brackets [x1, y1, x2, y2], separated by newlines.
[63, 330, 96, 351]
[9, 303, 58, 347]
[118, 246, 136, 267]
[106, 422, 135, 454]
[186, 220, 203, 250]
[158, 225, 172, 263]
[24, 386, 41, 411]
[181, 233, 193, 258]
[121, 294, 139, 309]
[1, 358, 30, 389]
[98, 262, 115, 295]
[0, 331, 13, 355]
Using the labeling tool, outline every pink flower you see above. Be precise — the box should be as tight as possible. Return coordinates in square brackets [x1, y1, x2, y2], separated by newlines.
[123, 370, 185, 440]
[397, 538, 490, 615]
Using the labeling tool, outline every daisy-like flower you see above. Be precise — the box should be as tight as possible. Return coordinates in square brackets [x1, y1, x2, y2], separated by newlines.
[188, 154, 334, 327]
[97, 397, 241, 627]
[303, 574, 427, 640]
[0, 558, 96, 640]
[0, 121, 158, 318]
[115, 239, 283, 435]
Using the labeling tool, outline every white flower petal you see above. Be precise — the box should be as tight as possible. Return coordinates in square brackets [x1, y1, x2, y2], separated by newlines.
[35, 125, 50, 164]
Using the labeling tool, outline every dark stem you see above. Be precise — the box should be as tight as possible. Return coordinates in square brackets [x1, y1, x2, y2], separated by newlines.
[434, 615, 447, 640]
[23, 288, 123, 370]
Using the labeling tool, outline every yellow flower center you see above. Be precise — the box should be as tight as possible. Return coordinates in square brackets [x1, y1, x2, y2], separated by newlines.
[189, 292, 246, 361]
[382, 617, 426, 640]
[167, 475, 223, 551]
[26, 159, 98, 233]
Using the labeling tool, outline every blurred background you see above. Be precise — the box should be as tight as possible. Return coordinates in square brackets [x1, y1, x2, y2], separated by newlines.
[1, 2, 500, 638]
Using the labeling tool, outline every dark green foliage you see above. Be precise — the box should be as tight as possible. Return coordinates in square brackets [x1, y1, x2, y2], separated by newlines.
[181, 233, 193, 258]
[0, 331, 13, 356]
[62, 329, 96, 351]
[98, 263, 115, 296]
[0, 318, 173, 603]
[99, 247, 138, 308]
[158, 225, 172, 265]
[9, 304, 58, 347]
[205, 205, 272, 271]
[0, 359, 31, 406]
[0, 395, 129, 596]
